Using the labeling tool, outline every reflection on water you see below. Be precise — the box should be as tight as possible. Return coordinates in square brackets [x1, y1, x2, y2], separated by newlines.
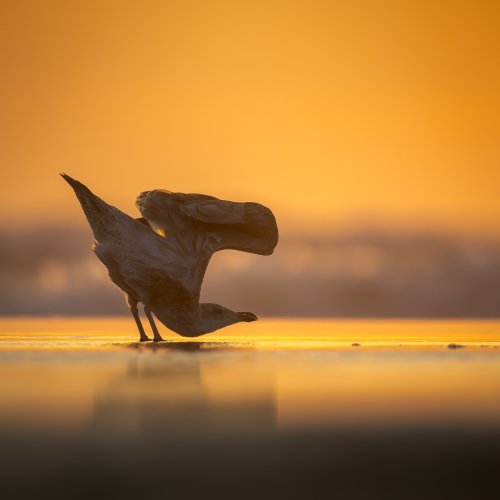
[90, 343, 276, 437]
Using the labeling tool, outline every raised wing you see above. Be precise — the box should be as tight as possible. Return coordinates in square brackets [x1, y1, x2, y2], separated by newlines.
[136, 191, 279, 296]
[136, 190, 218, 296]
[61, 174, 197, 303]
[136, 190, 279, 296]
[138, 190, 278, 251]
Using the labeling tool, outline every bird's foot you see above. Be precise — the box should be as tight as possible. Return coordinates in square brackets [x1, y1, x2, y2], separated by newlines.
[153, 336, 164, 343]
[140, 336, 151, 342]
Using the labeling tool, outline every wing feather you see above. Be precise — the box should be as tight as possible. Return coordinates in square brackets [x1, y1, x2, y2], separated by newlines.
[181, 199, 246, 224]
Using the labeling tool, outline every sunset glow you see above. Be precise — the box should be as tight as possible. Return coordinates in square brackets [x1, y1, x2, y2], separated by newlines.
[1, 0, 499, 233]
[2, 4, 500, 496]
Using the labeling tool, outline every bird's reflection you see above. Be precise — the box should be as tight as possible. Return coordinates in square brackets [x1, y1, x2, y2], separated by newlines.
[90, 343, 276, 438]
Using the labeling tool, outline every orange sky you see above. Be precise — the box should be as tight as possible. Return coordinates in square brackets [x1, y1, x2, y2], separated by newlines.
[1, 0, 499, 234]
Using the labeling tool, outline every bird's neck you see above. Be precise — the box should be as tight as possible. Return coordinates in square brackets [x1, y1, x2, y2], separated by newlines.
[150, 302, 211, 337]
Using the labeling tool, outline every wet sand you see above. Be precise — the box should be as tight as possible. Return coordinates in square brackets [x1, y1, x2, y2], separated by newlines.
[1, 318, 500, 498]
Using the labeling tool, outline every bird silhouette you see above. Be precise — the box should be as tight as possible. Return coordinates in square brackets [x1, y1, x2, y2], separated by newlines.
[61, 174, 278, 341]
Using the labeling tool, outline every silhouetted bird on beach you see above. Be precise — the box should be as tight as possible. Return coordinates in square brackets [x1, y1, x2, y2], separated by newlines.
[61, 174, 278, 341]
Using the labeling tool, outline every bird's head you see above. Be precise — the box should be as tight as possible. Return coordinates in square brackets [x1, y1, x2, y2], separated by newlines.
[198, 303, 258, 334]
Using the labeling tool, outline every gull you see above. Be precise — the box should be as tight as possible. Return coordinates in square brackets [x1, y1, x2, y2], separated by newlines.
[61, 174, 278, 341]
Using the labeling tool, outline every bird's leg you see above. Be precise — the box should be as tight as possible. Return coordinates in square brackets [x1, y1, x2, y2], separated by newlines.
[127, 295, 150, 342]
[144, 306, 164, 342]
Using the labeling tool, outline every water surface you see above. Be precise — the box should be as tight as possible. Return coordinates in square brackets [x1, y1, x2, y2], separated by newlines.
[1, 318, 500, 499]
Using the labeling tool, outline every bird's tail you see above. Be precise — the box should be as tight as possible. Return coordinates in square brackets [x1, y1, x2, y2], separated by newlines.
[60, 173, 132, 242]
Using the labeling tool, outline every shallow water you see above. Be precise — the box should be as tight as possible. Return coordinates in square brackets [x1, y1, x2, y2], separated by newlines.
[2, 318, 500, 432]
[2, 318, 500, 498]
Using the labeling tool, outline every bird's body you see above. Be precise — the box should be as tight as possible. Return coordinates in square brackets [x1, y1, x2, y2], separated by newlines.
[61, 175, 278, 340]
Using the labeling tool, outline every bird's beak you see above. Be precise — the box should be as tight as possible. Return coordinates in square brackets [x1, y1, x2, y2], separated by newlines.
[237, 312, 258, 322]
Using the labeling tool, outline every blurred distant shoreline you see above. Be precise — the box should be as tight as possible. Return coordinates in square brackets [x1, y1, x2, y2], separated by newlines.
[1, 224, 499, 317]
